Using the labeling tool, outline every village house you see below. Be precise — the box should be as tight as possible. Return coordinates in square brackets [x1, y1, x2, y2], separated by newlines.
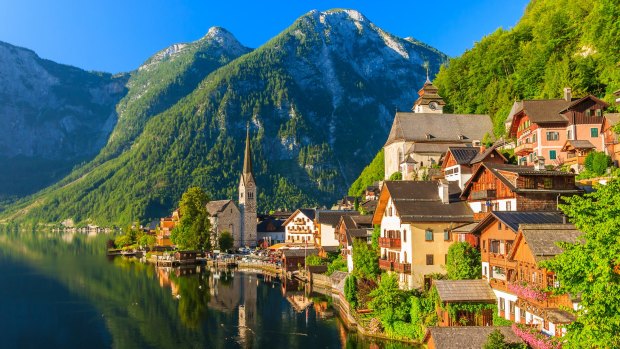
[441, 144, 507, 189]
[206, 200, 241, 248]
[384, 79, 493, 180]
[506, 87, 609, 166]
[156, 208, 179, 246]
[423, 326, 524, 349]
[281, 248, 318, 273]
[373, 180, 474, 290]
[601, 113, 620, 166]
[335, 215, 373, 272]
[502, 223, 581, 337]
[461, 160, 581, 220]
[256, 214, 285, 247]
[364, 183, 381, 201]
[433, 279, 496, 327]
[314, 210, 358, 257]
[283, 209, 316, 245]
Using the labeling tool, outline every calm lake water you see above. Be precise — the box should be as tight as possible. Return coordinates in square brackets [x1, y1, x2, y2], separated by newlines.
[0, 230, 416, 349]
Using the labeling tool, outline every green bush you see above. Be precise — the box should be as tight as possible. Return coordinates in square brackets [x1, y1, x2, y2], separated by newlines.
[344, 275, 357, 309]
[388, 172, 402, 181]
[584, 151, 611, 176]
[326, 256, 348, 275]
[305, 254, 324, 266]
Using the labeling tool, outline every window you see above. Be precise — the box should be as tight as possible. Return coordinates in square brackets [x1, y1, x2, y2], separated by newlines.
[425, 229, 433, 241]
[549, 150, 557, 160]
[483, 266, 488, 277]
[498, 222, 503, 230]
[520, 308, 526, 322]
[510, 301, 515, 315]
[596, 109, 602, 117]
[403, 230, 407, 242]
[443, 229, 451, 241]
[482, 240, 486, 252]
[591, 128, 599, 138]
[389, 207, 392, 216]
[546, 132, 559, 141]
[426, 254, 434, 265]
[499, 297, 505, 311]
[506, 201, 512, 211]
[567, 129, 573, 140]
[586, 109, 592, 117]
[532, 134, 537, 143]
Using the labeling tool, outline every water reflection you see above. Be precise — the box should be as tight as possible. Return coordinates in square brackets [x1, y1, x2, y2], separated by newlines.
[0, 229, 418, 348]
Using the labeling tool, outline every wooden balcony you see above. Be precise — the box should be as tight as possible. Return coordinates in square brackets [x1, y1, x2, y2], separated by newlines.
[394, 262, 411, 274]
[379, 237, 401, 249]
[489, 253, 517, 268]
[379, 259, 394, 271]
[514, 143, 534, 156]
[471, 189, 497, 200]
[490, 278, 510, 292]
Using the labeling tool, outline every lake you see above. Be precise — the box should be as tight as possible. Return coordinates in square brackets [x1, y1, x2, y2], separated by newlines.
[0, 229, 416, 348]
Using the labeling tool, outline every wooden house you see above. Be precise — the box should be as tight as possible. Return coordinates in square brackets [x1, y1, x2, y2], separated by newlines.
[560, 140, 596, 172]
[335, 215, 373, 272]
[314, 210, 358, 255]
[281, 248, 318, 273]
[433, 279, 496, 327]
[173, 250, 200, 264]
[506, 223, 580, 337]
[461, 162, 581, 220]
[441, 144, 507, 189]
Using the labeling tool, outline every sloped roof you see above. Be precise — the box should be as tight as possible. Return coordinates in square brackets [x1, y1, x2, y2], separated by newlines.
[447, 146, 480, 165]
[470, 143, 508, 164]
[206, 200, 235, 216]
[518, 224, 583, 262]
[487, 211, 567, 232]
[425, 326, 524, 349]
[562, 139, 596, 152]
[257, 217, 285, 233]
[316, 210, 358, 227]
[385, 113, 492, 146]
[407, 142, 463, 154]
[546, 309, 576, 324]
[434, 279, 496, 303]
[383, 181, 473, 223]
[604, 113, 620, 127]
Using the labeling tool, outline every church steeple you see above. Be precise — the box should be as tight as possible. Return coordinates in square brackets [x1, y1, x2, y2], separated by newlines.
[242, 124, 255, 185]
[411, 76, 445, 114]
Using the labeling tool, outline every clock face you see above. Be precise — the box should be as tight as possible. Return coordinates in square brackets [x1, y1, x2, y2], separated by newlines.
[429, 101, 438, 110]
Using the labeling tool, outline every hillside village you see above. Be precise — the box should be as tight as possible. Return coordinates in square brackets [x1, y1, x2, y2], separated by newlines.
[119, 80, 620, 348]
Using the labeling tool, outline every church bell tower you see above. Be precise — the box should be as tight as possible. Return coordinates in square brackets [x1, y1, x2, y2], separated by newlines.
[239, 125, 257, 248]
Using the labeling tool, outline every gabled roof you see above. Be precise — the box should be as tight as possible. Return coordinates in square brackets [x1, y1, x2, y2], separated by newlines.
[471, 211, 567, 234]
[434, 279, 496, 303]
[561, 139, 596, 152]
[282, 248, 318, 258]
[206, 200, 236, 216]
[446, 146, 480, 165]
[373, 181, 473, 225]
[283, 209, 316, 226]
[603, 113, 620, 131]
[461, 162, 579, 198]
[385, 113, 492, 146]
[559, 94, 609, 113]
[424, 326, 524, 349]
[257, 217, 285, 233]
[470, 143, 508, 164]
[508, 223, 582, 262]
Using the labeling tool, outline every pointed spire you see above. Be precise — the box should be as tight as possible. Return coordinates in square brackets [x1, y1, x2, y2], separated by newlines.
[424, 61, 431, 84]
[243, 123, 253, 178]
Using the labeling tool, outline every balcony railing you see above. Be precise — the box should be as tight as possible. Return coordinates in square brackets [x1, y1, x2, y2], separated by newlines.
[379, 237, 401, 249]
[379, 259, 394, 271]
[514, 143, 534, 156]
[471, 189, 497, 200]
[394, 262, 411, 274]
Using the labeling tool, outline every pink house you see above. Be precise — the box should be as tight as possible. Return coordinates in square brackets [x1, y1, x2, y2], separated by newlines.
[507, 88, 609, 167]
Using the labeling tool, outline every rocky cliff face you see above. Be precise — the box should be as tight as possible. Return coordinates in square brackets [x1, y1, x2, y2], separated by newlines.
[0, 41, 127, 197]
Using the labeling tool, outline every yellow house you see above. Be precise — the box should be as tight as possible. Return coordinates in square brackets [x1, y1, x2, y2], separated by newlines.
[373, 180, 474, 289]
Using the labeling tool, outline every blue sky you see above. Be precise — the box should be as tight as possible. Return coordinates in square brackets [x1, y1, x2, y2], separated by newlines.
[0, 1, 529, 74]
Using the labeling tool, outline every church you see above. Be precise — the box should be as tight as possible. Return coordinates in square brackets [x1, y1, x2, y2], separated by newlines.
[384, 78, 493, 180]
[207, 127, 257, 249]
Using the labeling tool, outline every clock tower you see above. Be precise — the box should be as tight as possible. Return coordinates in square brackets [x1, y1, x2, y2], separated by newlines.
[411, 77, 445, 114]
[239, 125, 257, 248]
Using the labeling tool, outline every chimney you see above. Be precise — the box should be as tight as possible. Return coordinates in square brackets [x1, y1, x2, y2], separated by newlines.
[438, 179, 450, 204]
[479, 145, 486, 154]
[563, 87, 572, 102]
[534, 156, 546, 171]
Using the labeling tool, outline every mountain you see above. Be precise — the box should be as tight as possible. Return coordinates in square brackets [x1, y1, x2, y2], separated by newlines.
[0, 41, 127, 199]
[433, 0, 619, 135]
[5, 9, 447, 226]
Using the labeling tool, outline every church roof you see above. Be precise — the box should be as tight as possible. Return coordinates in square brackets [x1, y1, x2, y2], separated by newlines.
[385, 113, 492, 147]
[241, 126, 255, 185]
[206, 200, 235, 216]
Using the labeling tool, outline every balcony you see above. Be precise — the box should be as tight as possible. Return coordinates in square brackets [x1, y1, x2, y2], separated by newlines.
[379, 259, 394, 271]
[514, 143, 534, 156]
[471, 189, 497, 201]
[379, 237, 401, 249]
[394, 262, 411, 274]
